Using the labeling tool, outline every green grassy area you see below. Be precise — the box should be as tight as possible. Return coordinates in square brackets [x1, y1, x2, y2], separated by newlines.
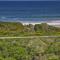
[0, 37, 60, 60]
[0, 22, 60, 36]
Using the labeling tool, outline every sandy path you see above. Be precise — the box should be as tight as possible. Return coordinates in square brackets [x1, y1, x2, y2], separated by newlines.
[0, 36, 60, 39]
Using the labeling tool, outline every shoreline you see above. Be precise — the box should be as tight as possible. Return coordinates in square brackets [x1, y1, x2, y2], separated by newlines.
[0, 20, 60, 27]
[21, 21, 60, 27]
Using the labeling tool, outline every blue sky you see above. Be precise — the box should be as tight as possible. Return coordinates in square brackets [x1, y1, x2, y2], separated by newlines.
[0, 0, 60, 1]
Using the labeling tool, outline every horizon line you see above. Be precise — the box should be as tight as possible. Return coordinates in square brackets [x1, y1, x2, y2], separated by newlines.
[0, 0, 59, 1]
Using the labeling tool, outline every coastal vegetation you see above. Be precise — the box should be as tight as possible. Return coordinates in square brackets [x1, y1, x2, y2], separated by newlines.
[0, 22, 60, 60]
[0, 37, 60, 60]
[0, 22, 60, 36]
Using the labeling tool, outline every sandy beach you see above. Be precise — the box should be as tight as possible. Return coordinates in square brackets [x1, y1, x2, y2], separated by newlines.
[20, 20, 60, 27]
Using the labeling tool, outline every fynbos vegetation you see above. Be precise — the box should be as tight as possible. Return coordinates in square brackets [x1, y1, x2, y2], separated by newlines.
[0, 22, 60, 36]
[0, 37, 60, 60]
[0, 22, 60, 60]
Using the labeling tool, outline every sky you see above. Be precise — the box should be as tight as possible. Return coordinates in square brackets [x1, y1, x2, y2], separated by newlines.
[0, 0, 60, 1]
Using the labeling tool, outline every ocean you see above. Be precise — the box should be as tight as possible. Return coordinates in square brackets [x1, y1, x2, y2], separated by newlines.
[0, 1, 60, 23]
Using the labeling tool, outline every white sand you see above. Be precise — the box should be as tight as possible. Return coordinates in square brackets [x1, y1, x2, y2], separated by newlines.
[21, 21, 60, 26]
